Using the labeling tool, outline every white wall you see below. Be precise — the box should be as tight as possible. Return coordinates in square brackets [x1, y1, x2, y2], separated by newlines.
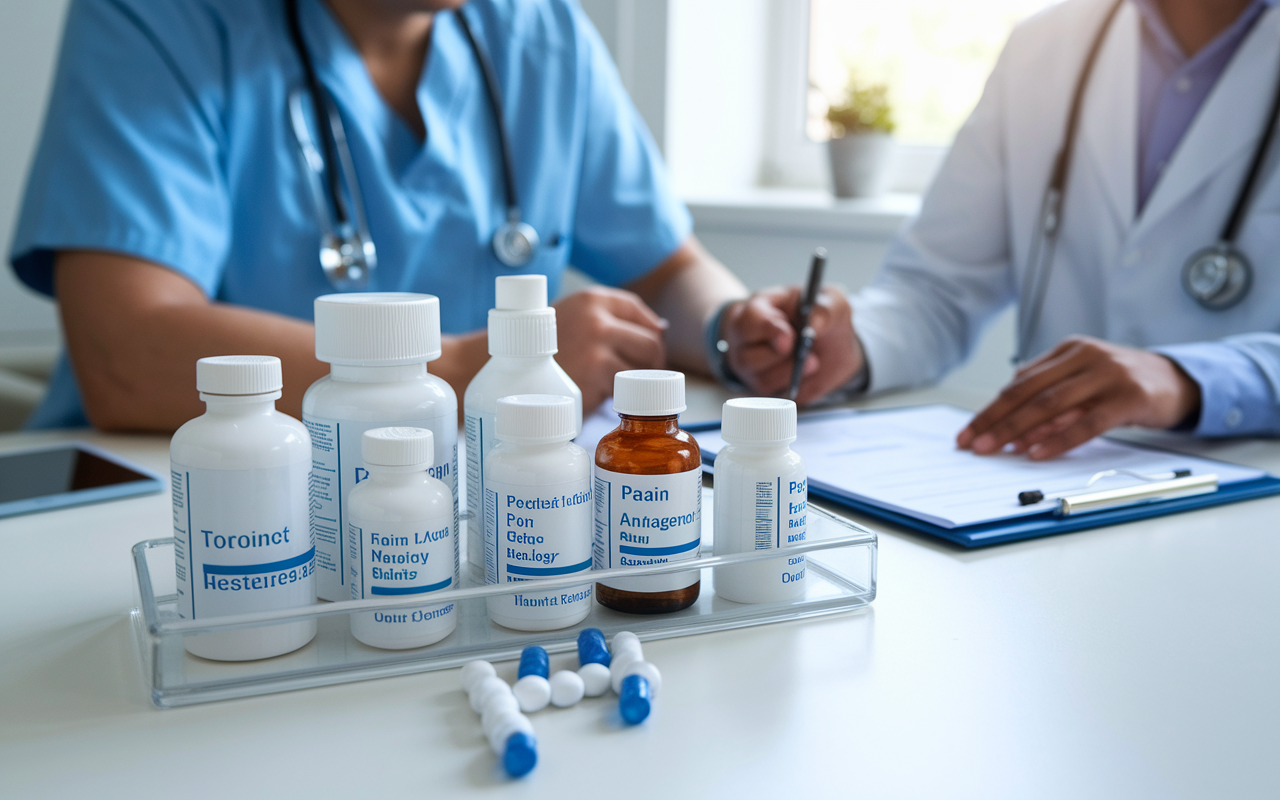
[0, 0, 68, 342]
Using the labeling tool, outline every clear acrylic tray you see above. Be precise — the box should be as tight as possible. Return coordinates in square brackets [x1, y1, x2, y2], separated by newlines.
[131, 488, 877, 707]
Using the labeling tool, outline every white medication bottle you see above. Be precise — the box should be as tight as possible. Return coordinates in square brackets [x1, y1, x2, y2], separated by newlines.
[303, 293, 459, 602]
[170, 356, 316, 661]
[347, 427, 457, 649]
[485, 395, 593, 631]
[464, 275, 582, 583]
[712, 398, 807, 603]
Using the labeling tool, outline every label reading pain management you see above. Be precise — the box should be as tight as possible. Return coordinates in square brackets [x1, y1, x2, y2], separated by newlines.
[594, 467, 702, 593]
[304, 414, 458, 600]
[486, 478, 594, 621]
[172, 463, 315, 621]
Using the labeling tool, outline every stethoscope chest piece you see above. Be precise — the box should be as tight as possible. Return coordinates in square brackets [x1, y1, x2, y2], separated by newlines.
[320, 231, 376, 290]
[1182, 244, 1252, 310]
[493, 215, 540, 268]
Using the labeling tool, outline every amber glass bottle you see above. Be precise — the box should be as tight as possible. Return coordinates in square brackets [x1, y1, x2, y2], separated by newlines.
[594, 370, 702, 614]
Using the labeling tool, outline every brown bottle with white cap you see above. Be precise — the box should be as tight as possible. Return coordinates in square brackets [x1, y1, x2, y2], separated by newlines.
[593, 370, 702, 614]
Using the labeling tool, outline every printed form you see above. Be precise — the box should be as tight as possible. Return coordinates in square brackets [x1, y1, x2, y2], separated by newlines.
[695, 405, 1263, 529]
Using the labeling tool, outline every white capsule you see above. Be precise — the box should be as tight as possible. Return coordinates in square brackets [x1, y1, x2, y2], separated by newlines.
[548, 670, 586, 707]
[577, 662, 611, 697]
[623, 660, 662, 696]
[513, 675, 552, 713]
[480, 691, 521, 729]
[609, 651, 644, 693]
[470, 675, 511, 713]
[487, 711, 533, 756]
[612, 631, 641, 655]
[460, 660, 497, 695]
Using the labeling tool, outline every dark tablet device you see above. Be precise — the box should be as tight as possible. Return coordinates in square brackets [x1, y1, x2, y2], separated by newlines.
[0, 442, 164, 519]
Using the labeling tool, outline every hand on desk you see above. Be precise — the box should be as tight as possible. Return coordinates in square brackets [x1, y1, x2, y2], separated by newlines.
[956, 335, 1203, 460]
[554, 287, 668, 411]
[720, 286, 861, 405]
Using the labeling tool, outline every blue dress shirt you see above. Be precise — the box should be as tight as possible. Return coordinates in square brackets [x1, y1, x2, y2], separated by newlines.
[1133, 0, 1280, 435]
[9, 0, 690, 428]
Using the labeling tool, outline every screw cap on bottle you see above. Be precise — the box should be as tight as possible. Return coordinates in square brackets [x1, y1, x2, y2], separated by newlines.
[361, 427, 434, 469]
[314, 293, 442, 365]
[612, 370, 686, 416]
[495, 395, 576, 445]
[489, 276, 557, 357]
[196, 355, 283, 395]
[720, 397, 797, 445]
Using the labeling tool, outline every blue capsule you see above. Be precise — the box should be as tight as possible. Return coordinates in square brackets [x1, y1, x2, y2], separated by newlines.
[619, 674, 651, 725]
[576, 628, 610, 667]
[503, 731, 538, 778]
[517, 646, 549, 680]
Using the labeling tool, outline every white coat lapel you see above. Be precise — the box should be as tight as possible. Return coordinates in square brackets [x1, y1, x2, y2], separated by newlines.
[1079, 1, 1139, 232]
[1133, 6, 1280, 241]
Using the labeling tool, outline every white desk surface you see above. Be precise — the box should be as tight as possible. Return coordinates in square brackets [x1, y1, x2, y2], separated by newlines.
[2, 383, 1279, 799]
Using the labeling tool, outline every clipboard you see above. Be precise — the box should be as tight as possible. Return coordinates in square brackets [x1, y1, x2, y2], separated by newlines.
[689, 405, 1280, 548]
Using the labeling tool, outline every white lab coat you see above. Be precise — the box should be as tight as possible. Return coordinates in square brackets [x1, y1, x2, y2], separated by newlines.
[853, 0, 1280, 435]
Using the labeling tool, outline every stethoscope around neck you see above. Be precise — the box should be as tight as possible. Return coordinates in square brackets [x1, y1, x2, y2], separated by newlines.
[1018, 0, 1280, 361]
[283, 0, 539, 291]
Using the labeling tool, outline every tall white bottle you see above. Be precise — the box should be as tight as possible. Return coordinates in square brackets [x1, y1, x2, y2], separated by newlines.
[348, 427, 457, 649]
[464, 276, 582, 582]
[712, 398, 807, 603]
[303, 293, 459, 602]
[170, 356, 316, 661]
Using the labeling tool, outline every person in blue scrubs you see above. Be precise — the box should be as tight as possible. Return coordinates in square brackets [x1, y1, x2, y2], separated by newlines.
[10, 0, 746, 431]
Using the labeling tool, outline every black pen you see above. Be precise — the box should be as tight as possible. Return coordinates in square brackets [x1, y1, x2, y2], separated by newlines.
[788, 248, 827, 401]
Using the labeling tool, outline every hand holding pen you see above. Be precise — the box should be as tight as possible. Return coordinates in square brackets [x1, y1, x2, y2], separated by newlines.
[788, 248, 827, 401]
[714, 249, 864, 405]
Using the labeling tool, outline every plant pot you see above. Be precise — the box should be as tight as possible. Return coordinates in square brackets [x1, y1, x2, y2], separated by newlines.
[827, 132, 893, 198]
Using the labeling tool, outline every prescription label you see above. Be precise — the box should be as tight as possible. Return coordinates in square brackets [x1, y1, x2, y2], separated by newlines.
[171, 463, 315, 621]
[593, 467, 702, 592]
[304, 413, 459, 601]
[485, 477, 594, 619]
[346, 512, 456, 640]
[463, 411, 495, 573]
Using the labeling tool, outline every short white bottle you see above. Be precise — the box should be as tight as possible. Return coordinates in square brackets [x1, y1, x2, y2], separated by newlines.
[485, 395, 594, 631]
[348, 427, 457, 649]
[712, 398, 808, 604]
[170, 356, 317, 661]
[464, 275, 582, 583]
[303, 293, 459, 602]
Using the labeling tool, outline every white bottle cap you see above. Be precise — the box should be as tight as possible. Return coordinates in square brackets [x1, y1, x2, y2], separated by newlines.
[362, 427, 435, 469]
[314, 293, 442, 365]
[495, 275, 547, 310]
[721, 397, 797, 445]
[495, 394, 577, 445]
[612, 370, 686, 416]
[196, 355, 283, 396]
[489, 276, 556, 357]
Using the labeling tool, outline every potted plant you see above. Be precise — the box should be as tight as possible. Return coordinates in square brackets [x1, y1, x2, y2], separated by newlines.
[825, 71, 895, 198]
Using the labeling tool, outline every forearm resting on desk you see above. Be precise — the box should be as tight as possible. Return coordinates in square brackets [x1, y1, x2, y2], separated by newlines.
[55, 251, 491, 432]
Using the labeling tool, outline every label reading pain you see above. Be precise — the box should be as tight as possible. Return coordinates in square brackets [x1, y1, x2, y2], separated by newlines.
[593, 467, 702, 593]
[304, 414, 458, 600]
[171, 463, 315, 621]
[485, 478, 594, 619]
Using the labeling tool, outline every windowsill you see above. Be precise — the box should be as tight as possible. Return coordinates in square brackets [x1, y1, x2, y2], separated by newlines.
[685, 188, 921, 238]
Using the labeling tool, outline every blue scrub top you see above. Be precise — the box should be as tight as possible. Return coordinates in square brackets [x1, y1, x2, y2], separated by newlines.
[10, 0, 691, 427]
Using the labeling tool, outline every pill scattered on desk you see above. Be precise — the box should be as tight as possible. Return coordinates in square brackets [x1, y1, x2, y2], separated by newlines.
[518, 645, 550, 679]
[549, 670, 586, 707]
[577, 662, 611, 697]
[513, 674, 552, 712]
[621, 660, 662, 696]
[577, 627, 610, 667]
[460, 659, 496, 694]
[470, 675, 511, 713]
[618, 673, 652, 725]
[611, 630, 641, 655]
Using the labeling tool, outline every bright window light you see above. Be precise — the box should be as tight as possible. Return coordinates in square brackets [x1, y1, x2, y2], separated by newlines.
[808, 0, 1059, 144]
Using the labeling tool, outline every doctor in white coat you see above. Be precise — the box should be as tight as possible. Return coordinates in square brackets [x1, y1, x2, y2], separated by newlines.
[717, 0, 1280, 459]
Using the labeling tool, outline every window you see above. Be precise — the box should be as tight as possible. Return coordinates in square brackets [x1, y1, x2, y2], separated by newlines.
[807, 0, 1058, 145]
[762, 0, 1057, 192]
